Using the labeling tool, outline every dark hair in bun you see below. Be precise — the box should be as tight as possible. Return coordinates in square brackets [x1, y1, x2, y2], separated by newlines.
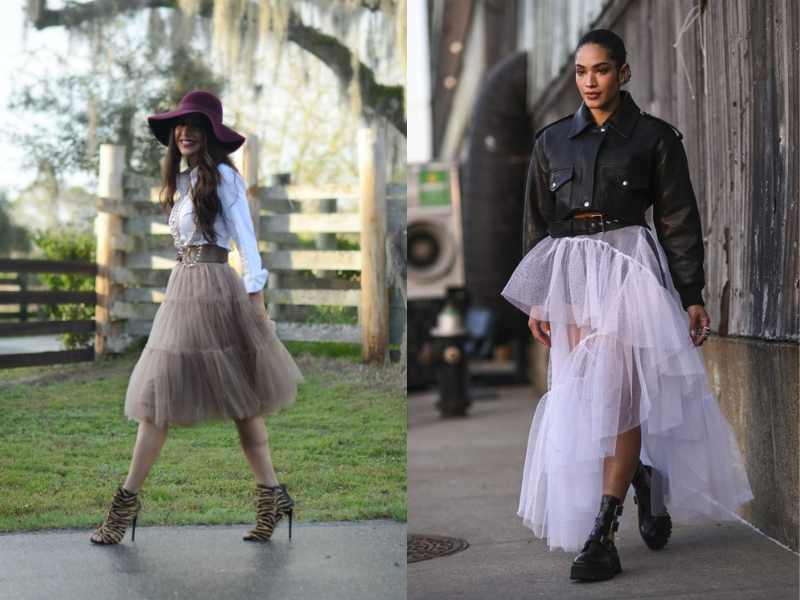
[577, 29, 627, 67]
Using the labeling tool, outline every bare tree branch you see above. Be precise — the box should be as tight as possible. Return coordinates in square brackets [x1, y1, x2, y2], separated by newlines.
[286, 11, 404, 133]
[27, 0, 404, 133]
[28, 0, 182, 29]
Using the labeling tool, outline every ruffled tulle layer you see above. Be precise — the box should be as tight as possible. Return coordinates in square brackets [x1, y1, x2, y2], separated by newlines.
[501, 225, 753, 551]
[124, 261, 302, 428]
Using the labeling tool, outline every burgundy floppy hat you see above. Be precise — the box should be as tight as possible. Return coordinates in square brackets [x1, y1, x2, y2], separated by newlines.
[147, 90, 246, 154]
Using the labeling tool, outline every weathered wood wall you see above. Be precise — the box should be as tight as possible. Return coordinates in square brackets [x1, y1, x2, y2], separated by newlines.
[529, 0, 799, 341]
[515, 0, 799, 550]
[520, 0, 611, 113]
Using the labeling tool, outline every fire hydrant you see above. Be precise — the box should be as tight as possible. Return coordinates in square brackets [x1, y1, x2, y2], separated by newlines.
[430, 302, 471, 417]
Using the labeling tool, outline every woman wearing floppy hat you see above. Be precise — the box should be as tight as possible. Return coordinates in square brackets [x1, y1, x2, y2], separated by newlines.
[89, 90, 303, 545]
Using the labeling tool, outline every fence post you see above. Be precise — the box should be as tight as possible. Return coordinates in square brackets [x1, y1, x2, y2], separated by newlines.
[18, 273, 27, 322]
[236, 135, 280, 319]
[94, 144, 126, 358]
[358, 126, 388, 363]
[231, 135, 261, 285]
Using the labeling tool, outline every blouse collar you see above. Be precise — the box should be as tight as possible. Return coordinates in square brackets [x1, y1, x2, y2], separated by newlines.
[178, 156, 199, 185]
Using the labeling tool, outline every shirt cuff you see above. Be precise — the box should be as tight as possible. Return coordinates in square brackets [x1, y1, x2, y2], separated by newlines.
[243, 267, 269, 294]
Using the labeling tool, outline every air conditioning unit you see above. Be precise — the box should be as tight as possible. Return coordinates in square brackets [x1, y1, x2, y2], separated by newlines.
[407, 162, 465, 300]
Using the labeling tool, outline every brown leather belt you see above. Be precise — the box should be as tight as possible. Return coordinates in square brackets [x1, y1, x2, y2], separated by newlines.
[176, 244, 229, 264]
[548, 212, 649, 238]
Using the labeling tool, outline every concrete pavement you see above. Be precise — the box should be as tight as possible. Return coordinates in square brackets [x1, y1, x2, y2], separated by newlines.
[0, 520, 405, 600]
[408, 385, 799, 600]
[0, 334, 63, 354]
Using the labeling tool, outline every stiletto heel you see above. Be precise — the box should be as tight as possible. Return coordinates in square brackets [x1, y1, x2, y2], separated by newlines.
[89, 485, 142, 545]
[243, 483, 295, 542]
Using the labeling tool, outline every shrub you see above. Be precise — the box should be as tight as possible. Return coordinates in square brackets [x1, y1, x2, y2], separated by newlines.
[30, 227, 96, 350]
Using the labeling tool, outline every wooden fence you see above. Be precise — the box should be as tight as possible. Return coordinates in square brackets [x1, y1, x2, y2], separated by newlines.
[0, 259, 97, 368]
[0, 272, 29, 322]
[95, 126, 406, 363]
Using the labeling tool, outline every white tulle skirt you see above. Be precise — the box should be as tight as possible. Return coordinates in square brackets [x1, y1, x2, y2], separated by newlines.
[501, 224, 754, 552]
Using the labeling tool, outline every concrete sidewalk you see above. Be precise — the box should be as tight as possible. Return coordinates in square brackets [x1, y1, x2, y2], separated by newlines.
[0, 519, 405, 600]
[408, 385, 799, 600]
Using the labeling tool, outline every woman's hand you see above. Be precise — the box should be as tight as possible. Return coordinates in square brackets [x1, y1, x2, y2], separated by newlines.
[248, 290, 270, 322]
[687, 305, 710, 346]
[529, 316, 551, 348]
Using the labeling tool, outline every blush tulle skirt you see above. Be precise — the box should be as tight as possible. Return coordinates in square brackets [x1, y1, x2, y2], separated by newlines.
[124, 260, 303, 428]
[501, 224, 753, 552]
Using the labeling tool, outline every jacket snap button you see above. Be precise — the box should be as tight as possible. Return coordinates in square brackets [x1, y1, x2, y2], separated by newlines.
[622, 180, 629, 187]
[583, 201, 590, 207]
[600, 127, 606, 133]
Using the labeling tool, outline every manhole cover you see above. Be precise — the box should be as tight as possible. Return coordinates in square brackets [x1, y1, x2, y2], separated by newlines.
[408, 534, 469, 563]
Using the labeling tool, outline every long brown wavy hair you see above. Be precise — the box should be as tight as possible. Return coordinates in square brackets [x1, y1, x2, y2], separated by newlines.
[157, 116, 241, 245]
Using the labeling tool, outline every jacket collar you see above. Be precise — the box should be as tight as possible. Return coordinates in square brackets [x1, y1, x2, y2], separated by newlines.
[568, 90, 641, 139]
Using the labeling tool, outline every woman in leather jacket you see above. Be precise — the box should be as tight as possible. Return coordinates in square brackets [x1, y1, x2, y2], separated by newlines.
[501, 29, 753, 582]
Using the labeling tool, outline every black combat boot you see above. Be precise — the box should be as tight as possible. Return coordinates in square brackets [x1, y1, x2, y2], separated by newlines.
[631, 460, 672, 550]
[570, 494, 623, 581]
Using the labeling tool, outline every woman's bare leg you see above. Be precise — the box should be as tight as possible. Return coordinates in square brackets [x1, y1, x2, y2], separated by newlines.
[605, 339, 644, 499]
[603, 426, 641, 499]
[122, 419, 169, 493]
[564, 323, 641, 500]
[234, 415, 279, 487]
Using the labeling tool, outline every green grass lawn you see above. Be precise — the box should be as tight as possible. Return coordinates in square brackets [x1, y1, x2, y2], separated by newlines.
[0, 344, 406, 533]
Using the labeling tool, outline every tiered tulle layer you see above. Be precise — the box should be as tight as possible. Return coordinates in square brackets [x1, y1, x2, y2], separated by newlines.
[501, 225, 753, 551]
[125, 261, 302, 428]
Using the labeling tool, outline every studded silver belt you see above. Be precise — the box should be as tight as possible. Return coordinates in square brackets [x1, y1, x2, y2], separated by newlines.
[176, 244, 229, 266]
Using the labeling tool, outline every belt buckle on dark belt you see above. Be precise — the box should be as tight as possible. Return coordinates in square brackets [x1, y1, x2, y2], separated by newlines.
[573, 212, 606, 234]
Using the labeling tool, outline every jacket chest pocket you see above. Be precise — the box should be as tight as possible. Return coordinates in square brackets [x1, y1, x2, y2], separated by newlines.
[599, 165, 650, 219]
[548, 166, 575, 215]
[549, 166, 574, 192]
[604, 167, 649, 193]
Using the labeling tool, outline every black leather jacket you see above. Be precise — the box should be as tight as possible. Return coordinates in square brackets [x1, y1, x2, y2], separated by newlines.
[523, 90, 705, 309]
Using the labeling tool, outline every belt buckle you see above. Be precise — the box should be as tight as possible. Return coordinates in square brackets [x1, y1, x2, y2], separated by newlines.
[182, 244, 203, 267]
[586, 213, 605, 233]
[574, 212, 605, 234]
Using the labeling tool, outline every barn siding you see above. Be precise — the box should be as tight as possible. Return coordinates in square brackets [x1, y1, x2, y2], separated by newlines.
[430, 0, 799, 549]
[516, 0, 799, 550]
[528, 0, 798, 341]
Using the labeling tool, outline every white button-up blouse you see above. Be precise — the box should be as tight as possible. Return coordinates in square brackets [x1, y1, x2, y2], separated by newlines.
[170, 161, 269, 293]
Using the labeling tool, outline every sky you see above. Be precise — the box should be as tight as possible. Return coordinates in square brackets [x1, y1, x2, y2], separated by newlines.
[0, 1, 91, 195]
[0, 1, 31, 193]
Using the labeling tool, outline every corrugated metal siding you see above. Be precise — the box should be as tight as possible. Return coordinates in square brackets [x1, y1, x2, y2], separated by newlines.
[529, 0, 799, 341]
